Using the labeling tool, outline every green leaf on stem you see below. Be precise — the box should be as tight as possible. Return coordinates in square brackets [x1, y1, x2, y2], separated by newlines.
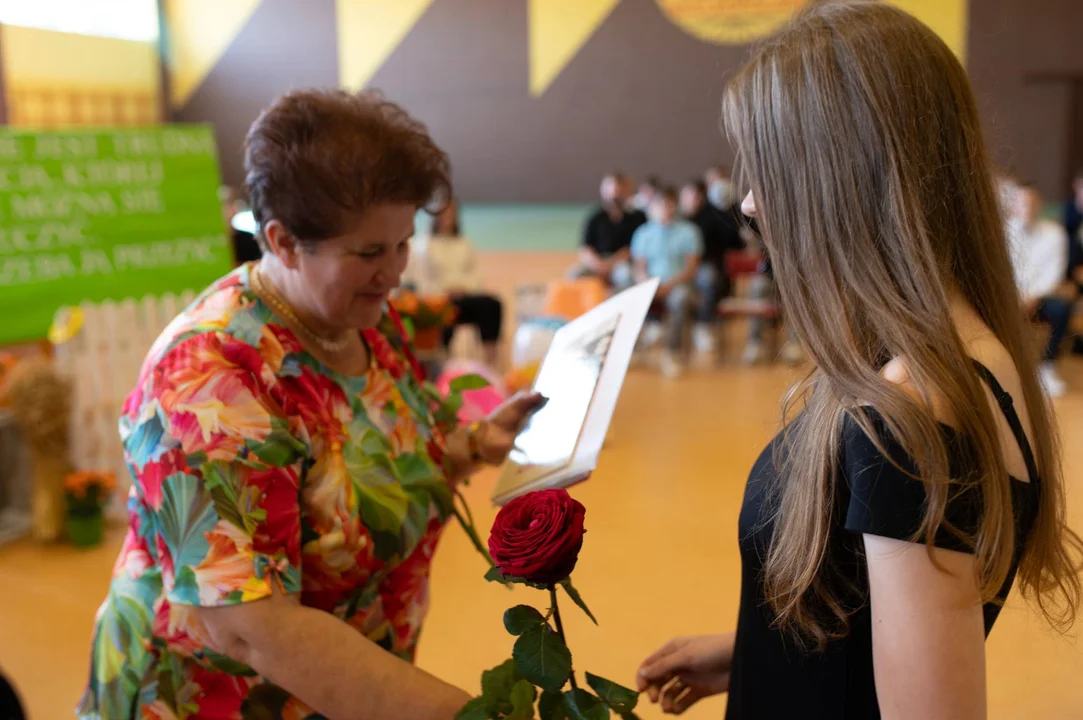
[539, 690, 569, 720]
[513, 625, 573, 693]
[504, 605, 547, 636]
[584, 673, 638, 713]
[454, 696, 491, 720]
[563, 689, 610, 720]
[480, 658, 519, 715]
[485, 566, 508, 583]
[485, 567, 550, 590]
[559, 578, 598, 625]
[508, 679, 538, 719]
[450, 374, 491, 392]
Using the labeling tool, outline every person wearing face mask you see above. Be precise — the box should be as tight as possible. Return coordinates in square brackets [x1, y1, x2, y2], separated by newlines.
[633, 175, 662, 212]
[705, 165, 735, 210]
[77, 89, 544, 720]
[679, 179, 744, 353]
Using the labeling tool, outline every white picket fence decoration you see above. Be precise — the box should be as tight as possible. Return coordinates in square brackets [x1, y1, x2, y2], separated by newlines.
[52, 290, 197, 517]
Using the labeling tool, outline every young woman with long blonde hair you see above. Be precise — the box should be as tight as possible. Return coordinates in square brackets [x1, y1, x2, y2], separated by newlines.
[637, 4, 1081, 718]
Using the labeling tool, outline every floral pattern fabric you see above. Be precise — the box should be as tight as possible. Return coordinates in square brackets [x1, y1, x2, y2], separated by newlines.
[77, 265, 453, 719]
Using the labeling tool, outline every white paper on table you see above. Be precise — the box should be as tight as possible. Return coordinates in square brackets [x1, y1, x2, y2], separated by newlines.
[491, 277, 660, 505]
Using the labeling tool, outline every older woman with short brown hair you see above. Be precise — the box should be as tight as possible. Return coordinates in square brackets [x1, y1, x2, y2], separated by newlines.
[77, 89, 542, 720]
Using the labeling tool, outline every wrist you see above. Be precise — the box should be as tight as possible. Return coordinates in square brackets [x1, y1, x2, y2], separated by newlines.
[466, 420, 485, 465]
[466, 420, 501, 467]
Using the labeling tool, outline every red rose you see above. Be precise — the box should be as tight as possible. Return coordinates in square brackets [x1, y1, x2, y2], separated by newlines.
[488, 489, 586, 585]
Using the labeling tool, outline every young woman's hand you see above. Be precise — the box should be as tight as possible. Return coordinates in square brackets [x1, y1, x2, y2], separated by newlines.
[636, 633, 735, 715]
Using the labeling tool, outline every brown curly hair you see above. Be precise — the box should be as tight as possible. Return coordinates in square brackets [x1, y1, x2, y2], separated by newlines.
[243, 88, 451, 247]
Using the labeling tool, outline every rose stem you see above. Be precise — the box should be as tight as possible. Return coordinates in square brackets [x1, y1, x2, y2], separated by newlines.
[550, 585, 579, 692]
[452, 493, 494, 566]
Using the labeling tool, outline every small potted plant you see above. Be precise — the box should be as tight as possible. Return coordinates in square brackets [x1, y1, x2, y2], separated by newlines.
[389, 290, 458, 351]
[62, 470, 116, 547]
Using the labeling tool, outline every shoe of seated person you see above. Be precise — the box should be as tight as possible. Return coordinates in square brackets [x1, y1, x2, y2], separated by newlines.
[780, 341, 804, 366]
[660, 350, 685, 379]
[693, 324, 717, 354]
[640, 322, 663, 349]
[742, 341, 767, 366]
[1038, 362, 1067, 399]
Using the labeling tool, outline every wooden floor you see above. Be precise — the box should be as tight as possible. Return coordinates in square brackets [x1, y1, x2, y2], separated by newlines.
[2, 360, 1083, 719]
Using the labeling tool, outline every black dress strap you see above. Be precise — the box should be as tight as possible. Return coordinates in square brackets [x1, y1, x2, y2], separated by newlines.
[971, 360, 1040, 483]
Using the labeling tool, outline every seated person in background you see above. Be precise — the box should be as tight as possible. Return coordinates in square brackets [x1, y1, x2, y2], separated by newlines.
[679, 180, 744, 352]
[1062, 169, 1083, 354]
[406, 199, 504, 367]
[631, 187, 704, 377]
[570, 172, 645, 288]
[633, 174, 662, 212]
[1008, 181, 1072, 397]
[704, 165, 735, 210]
[742, 250, 802, 366]
[1064, 167, 1083, 244]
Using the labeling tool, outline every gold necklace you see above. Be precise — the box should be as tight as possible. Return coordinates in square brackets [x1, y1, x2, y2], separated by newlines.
[250, 265, 353, 353]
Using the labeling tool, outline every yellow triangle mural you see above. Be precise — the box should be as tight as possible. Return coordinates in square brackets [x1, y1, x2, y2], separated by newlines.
[529, 0, 621, 97]
[887, 0, 968, 61]
[164, 0, 262, 108]
[336, 0, 437, 90]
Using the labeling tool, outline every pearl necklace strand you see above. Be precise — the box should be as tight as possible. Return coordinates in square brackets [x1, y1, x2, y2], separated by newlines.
[250, 265, 353, 354]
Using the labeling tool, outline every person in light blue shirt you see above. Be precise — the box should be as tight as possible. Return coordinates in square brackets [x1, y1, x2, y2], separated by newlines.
[631, 187, 705, 376]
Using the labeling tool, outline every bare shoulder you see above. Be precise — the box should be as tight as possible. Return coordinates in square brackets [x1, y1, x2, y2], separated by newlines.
[882, 333, 1032, 480]
[880, 355, 959, 427]
[881, 337, 1021, 424]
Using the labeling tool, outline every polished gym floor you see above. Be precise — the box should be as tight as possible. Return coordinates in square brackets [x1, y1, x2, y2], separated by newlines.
[1, 358, 1081, 719]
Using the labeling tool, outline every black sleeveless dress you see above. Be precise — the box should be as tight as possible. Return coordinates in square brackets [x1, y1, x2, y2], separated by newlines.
[726, 362, 1041, 719]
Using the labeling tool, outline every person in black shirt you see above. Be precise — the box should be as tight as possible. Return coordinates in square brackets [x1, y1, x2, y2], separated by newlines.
[570, 172, 646, 288]
[1063, 170, 1083, 354]
[679, 180, 743, 352]
[1064, 168, 1083, 244]
[636, 5, 1080, 719]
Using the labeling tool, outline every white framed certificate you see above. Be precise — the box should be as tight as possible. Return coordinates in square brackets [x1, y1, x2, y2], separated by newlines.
[491, 278, 660, 505]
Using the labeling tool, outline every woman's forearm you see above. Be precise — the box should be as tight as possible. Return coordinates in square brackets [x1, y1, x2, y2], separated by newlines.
[237, 601, 469, 720]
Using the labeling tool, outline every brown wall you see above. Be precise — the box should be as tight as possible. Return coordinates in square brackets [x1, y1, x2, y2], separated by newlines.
[968, 0, 1083, 200]
[177, 0, 1082, 202]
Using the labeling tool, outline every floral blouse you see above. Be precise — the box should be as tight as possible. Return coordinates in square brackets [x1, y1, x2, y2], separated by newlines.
[78, 266, 453, 720]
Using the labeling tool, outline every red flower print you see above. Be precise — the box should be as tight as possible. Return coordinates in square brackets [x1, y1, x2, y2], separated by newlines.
[188, 665, 251, 718]
[157, 533, 175, 589]
[113, 531, 154, 580]
[277, 367, 351, 441]
[247, 466, 302, 561]
[363, 329, 409, 380]
[157, 336, 274, 461]
[426, 437, 446, 467]
[139, 447, 187, 511]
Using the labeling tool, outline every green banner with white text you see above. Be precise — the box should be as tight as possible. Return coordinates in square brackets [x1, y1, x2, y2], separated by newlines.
[0, 125, 233, 345]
